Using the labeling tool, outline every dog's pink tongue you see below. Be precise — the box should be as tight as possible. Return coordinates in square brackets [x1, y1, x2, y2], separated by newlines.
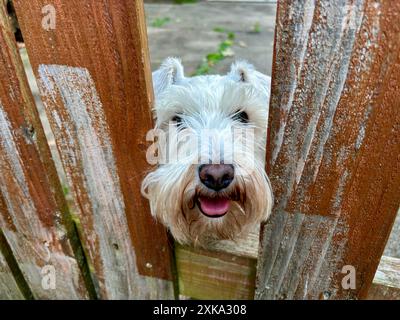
[198, 197, 230, 216]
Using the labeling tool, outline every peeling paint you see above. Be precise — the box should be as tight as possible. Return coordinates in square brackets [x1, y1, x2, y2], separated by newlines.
[271, 0, 316, 166]
[0, 104, 31, 204]
[37, 64, 173, 299]
[256, 211, 349, 299]
[0, 101, 87, 299]
[258, 0, 400, 300]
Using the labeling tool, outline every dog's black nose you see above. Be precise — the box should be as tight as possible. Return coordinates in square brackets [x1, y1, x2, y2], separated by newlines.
[198, 164, 234, 191]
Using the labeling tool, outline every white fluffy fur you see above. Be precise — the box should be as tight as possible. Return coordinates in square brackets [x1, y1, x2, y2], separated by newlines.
[142, 58, 273, 245]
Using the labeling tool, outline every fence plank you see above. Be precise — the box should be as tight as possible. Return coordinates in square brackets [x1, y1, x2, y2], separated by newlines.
[176, 226, 400, 300]
[0, 0, 89, 299]
[13, 0, 176, 299]
[0, 231, 25, 300]
[0, 251, 23, 299]
[256, 0, 400, 299]
[367, 256, 400, 299]
[176, 244, 256, 300]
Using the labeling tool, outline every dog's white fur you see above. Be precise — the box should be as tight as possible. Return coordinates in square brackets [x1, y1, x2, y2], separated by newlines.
[142, 57, 273, 245]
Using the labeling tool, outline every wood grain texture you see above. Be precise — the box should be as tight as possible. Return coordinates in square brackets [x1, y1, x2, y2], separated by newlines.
[0, 0, 89, 299]
[176, 244, 256, 300]
[0, 252, 23, 299]
[0, 232, 25, 300]
[13, 0, 175, 299]
[367, 284, 400, 300]
[371, 256, 400, 291]
[367, 256, 400, 299]
[257, 0, 400, 299]
[175, 230, 400, 299]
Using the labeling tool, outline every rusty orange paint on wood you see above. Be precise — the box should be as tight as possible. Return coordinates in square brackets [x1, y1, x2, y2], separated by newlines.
[13, 0, 175, 298]
[257, 0, 400, 300]
[0, 0, 89, 299]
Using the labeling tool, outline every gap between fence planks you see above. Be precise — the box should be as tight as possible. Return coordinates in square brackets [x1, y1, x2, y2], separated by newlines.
[256, 0, 400, 299]
[13, 0, 176, 299]
[0, 0, 91, 299]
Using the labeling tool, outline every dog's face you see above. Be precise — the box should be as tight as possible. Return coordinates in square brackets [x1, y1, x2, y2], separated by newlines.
[142, 58, 273, 245]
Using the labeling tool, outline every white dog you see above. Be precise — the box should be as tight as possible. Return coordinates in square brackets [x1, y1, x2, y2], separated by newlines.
[142, 58, 273, 246]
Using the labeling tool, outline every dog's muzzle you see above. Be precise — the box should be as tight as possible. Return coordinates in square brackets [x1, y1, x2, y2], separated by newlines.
[196, 164, 234, 218]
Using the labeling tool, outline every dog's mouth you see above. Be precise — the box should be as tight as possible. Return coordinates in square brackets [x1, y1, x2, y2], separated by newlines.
[196, 196, 230, 218]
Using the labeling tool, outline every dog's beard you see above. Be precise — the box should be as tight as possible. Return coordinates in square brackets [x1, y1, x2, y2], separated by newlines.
[142, 161, 272, 246]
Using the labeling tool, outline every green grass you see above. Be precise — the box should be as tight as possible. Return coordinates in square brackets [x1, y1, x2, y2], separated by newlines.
[213, 27, 227, 33]
[193, 28, 236, 76]
[151, 17, 171, 28]
[251, 22, 261, 33]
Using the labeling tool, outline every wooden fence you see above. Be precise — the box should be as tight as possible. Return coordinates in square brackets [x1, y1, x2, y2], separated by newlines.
[0, 0, 175, 300]
[0, 0, 399, 300]
[256, 0, 400, 300]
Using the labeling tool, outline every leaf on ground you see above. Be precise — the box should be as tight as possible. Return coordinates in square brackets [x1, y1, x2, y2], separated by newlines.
[151, 17, 171, 28]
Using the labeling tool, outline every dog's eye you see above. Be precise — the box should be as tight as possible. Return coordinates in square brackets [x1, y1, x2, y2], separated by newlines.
[232, 111, 249, 124]
[172, 115, 185, 128]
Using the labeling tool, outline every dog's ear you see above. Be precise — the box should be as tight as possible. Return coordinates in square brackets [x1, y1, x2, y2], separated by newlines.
[227, 60, 255, 83]
[228, 60, 271, 97]
[152, 57, 185, 97]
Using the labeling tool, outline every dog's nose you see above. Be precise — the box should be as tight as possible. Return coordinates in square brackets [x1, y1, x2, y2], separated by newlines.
[198, 164, 234, 191]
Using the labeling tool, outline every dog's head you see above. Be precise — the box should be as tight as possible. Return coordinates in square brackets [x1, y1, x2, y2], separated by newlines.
[142, 57, 273, 245]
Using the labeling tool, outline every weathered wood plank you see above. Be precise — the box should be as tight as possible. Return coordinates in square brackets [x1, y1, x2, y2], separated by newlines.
[368, 256, 400, 299]
[13, 0, 176, 299]
[176, 228, 400, 300]
[176, 231, 259, 300]
[0, 0, 90, 299]
[0, 230, 25, 300]
[367, 284, 400, 300]
[256, 0, 400, 299]
[176, 244, 256, 300]
[369, 256, 400, 291]
[0, 251, 23, 299]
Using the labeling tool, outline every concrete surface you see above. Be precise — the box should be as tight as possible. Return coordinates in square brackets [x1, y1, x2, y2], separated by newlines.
[145, 1, 276, 75]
